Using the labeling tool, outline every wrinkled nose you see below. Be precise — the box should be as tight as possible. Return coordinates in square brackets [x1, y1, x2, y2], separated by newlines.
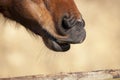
[62, 15, 85, 30]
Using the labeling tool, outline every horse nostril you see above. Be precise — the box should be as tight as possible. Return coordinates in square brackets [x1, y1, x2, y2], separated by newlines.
[62, 14, 76, 29]
[62, 18, 70, 29]
[62, 14, 85, 30]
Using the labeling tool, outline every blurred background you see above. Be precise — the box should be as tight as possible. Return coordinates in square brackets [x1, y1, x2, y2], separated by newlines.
[0, 0, 120, 78]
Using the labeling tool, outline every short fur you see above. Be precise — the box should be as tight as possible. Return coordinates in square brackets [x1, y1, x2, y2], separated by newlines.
[0, 0, 86, 51]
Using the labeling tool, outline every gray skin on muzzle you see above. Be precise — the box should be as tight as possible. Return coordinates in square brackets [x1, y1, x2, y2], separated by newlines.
[44, 18, 86, 52]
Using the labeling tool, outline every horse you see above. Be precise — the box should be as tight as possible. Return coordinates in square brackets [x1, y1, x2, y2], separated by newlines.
[0, 0, 86, 52]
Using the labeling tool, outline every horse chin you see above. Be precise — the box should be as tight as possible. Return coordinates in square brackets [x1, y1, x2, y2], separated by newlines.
[43, 38, 70, 52]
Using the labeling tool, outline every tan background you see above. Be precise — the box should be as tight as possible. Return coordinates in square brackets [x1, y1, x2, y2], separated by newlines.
[0, 0, 120, 78]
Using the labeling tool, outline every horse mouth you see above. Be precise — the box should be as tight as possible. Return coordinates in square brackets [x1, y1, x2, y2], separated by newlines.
[42, 28, 86, 52]
[43, 35, 71, 52]
[49, 39, 70, 51]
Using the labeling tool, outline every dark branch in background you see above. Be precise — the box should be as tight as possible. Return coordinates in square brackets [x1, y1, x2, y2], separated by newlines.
[1, 69, 120, 80]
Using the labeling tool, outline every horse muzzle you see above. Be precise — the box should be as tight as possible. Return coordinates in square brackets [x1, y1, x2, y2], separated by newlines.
[44, 17, 86, 52]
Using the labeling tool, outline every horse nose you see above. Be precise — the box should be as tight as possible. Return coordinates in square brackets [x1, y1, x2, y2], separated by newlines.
[62, 15, 85, 29]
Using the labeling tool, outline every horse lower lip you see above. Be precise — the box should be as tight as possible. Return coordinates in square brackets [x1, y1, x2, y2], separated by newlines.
[58, 43, 70, 51]
[51, 40, 70, 51]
